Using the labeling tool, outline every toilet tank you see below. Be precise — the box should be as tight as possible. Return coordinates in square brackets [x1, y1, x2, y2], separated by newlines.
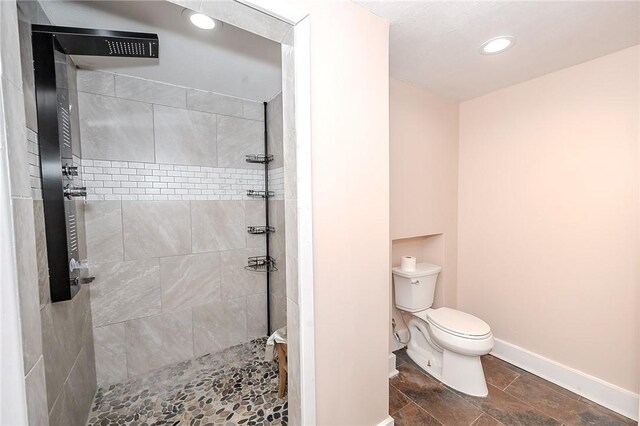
[392, 263, 442, 312]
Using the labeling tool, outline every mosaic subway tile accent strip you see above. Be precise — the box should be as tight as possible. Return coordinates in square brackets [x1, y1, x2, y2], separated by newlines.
[27, 133, 285, 202]
[81, 158, 284, 201]
[269, 166, 285, 199]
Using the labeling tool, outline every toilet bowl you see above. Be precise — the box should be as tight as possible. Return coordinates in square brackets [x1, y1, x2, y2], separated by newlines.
[393, 263, 494, 397]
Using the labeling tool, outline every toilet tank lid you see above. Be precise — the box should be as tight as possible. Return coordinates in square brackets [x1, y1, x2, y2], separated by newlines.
[392, 262, 442, 278]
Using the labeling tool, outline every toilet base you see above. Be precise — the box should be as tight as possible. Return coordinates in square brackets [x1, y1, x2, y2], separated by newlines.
[441, 350, 488, 397]
[406, 317, 489, 397]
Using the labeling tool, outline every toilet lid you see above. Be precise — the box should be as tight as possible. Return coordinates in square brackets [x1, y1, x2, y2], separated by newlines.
[426, 307, 491, 339]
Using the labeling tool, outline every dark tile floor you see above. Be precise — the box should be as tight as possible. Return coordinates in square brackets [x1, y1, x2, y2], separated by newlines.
[391, 349, 635, 426]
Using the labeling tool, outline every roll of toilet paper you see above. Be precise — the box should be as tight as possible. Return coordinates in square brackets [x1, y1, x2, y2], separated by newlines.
[401, 256, 417, 272]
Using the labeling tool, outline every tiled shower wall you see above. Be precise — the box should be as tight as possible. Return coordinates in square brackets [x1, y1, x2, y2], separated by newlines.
[78, 70, 286, 385]
[267, 92, 287, 332]
[0, 2, 45, 425]
[15, 1, 97, 425]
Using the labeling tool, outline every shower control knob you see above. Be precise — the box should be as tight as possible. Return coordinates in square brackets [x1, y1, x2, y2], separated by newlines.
[69, 258, 89, 272]
[64, 184, 86, 200]
[62, 163, 79, 177]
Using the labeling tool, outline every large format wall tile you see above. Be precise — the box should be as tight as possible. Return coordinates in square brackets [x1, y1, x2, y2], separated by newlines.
[125, 310, 194, 376]
[3, 78, 30, 197]
[41, 286, 91, 410]
[47, 345, 95, 426]
[77, 69, 115, 96]
[154, 105, 217, 166]
[123, 201, 191, 260]
[17, 16, 37, 132]
[62, 343, 96, 426]
[0, 0, 22, 88]
[270, 294, 287, 332]
[269, 200, 287, 314]
[267, 92, 283, 169]
[48, 385, 72, 426]
[269, 200, 286, 259]
[270, 260, 287, 300]
[160, 252, 221, 312]
[247, 293, 267, 339]
[13, 198, 42, 373]
[191, 201, 245, 252]
[90, 258, 161, 327]
[243, 100, 264, 121]
[78, 92, 154, 162]
[25, 356, 48, 426]
[220, 248, 265, 300]
[81, 302, 97, 376]
[216, 115, 263, 169]
[116, 74, 186, 108]
[187, 88, 243, 117]
[85, 201, 123, 264]
[193, 298, 246, 357]
[41, 303, 70, 412]
[245, 200, 265, 249]
[93, 323, 127, 385]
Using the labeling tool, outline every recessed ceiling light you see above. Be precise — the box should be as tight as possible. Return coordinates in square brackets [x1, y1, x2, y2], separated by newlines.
[480, 36, 515, 55]
[190, 13, 216, 30]
[181, 9, 222, 31]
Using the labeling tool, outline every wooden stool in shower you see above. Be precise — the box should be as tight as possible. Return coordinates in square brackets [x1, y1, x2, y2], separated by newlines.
[276, 342, 288, 398]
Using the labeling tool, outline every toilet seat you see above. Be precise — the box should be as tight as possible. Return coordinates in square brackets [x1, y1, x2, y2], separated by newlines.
[419, 307, 491, 340]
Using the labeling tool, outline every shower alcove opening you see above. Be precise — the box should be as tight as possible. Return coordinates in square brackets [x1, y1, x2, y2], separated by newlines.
[20, 0, 310, 424]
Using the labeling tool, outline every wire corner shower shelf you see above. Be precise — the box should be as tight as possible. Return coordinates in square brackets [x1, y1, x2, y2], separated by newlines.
[245, 256, 278, 272]
[245, 154, 274, 164]
[246, 189, 275, 199]
[245, 102, 276, 333]
[247, 225, 275, 235]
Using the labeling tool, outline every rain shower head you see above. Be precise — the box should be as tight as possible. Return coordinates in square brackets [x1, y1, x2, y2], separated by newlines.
[32, 24, 158, 58]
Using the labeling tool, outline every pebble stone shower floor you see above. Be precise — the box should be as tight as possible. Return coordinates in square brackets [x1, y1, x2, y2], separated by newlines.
[86, 337, 287, 426]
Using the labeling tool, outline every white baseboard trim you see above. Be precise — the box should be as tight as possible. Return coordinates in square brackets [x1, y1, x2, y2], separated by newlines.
[389, 353, 399, 378]
[376, 415, 394, 426]
[491, 338, 639, 421]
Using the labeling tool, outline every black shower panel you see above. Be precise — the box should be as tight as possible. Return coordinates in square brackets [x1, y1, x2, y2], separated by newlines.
[31, 25, 159, 302]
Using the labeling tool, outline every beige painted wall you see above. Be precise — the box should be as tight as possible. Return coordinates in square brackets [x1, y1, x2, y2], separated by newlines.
[390, 78, 460, 246]
[458, 46, 640, 393]
[389, 79, 460, 349]
[304, 2, 390, 424]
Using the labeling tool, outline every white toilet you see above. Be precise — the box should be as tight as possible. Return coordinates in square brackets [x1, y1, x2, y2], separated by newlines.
[393, 263, 494, 397]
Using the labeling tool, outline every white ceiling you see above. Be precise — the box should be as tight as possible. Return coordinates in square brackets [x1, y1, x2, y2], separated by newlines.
[358, 1, 640, 100]
[40, 1, 282, 101]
